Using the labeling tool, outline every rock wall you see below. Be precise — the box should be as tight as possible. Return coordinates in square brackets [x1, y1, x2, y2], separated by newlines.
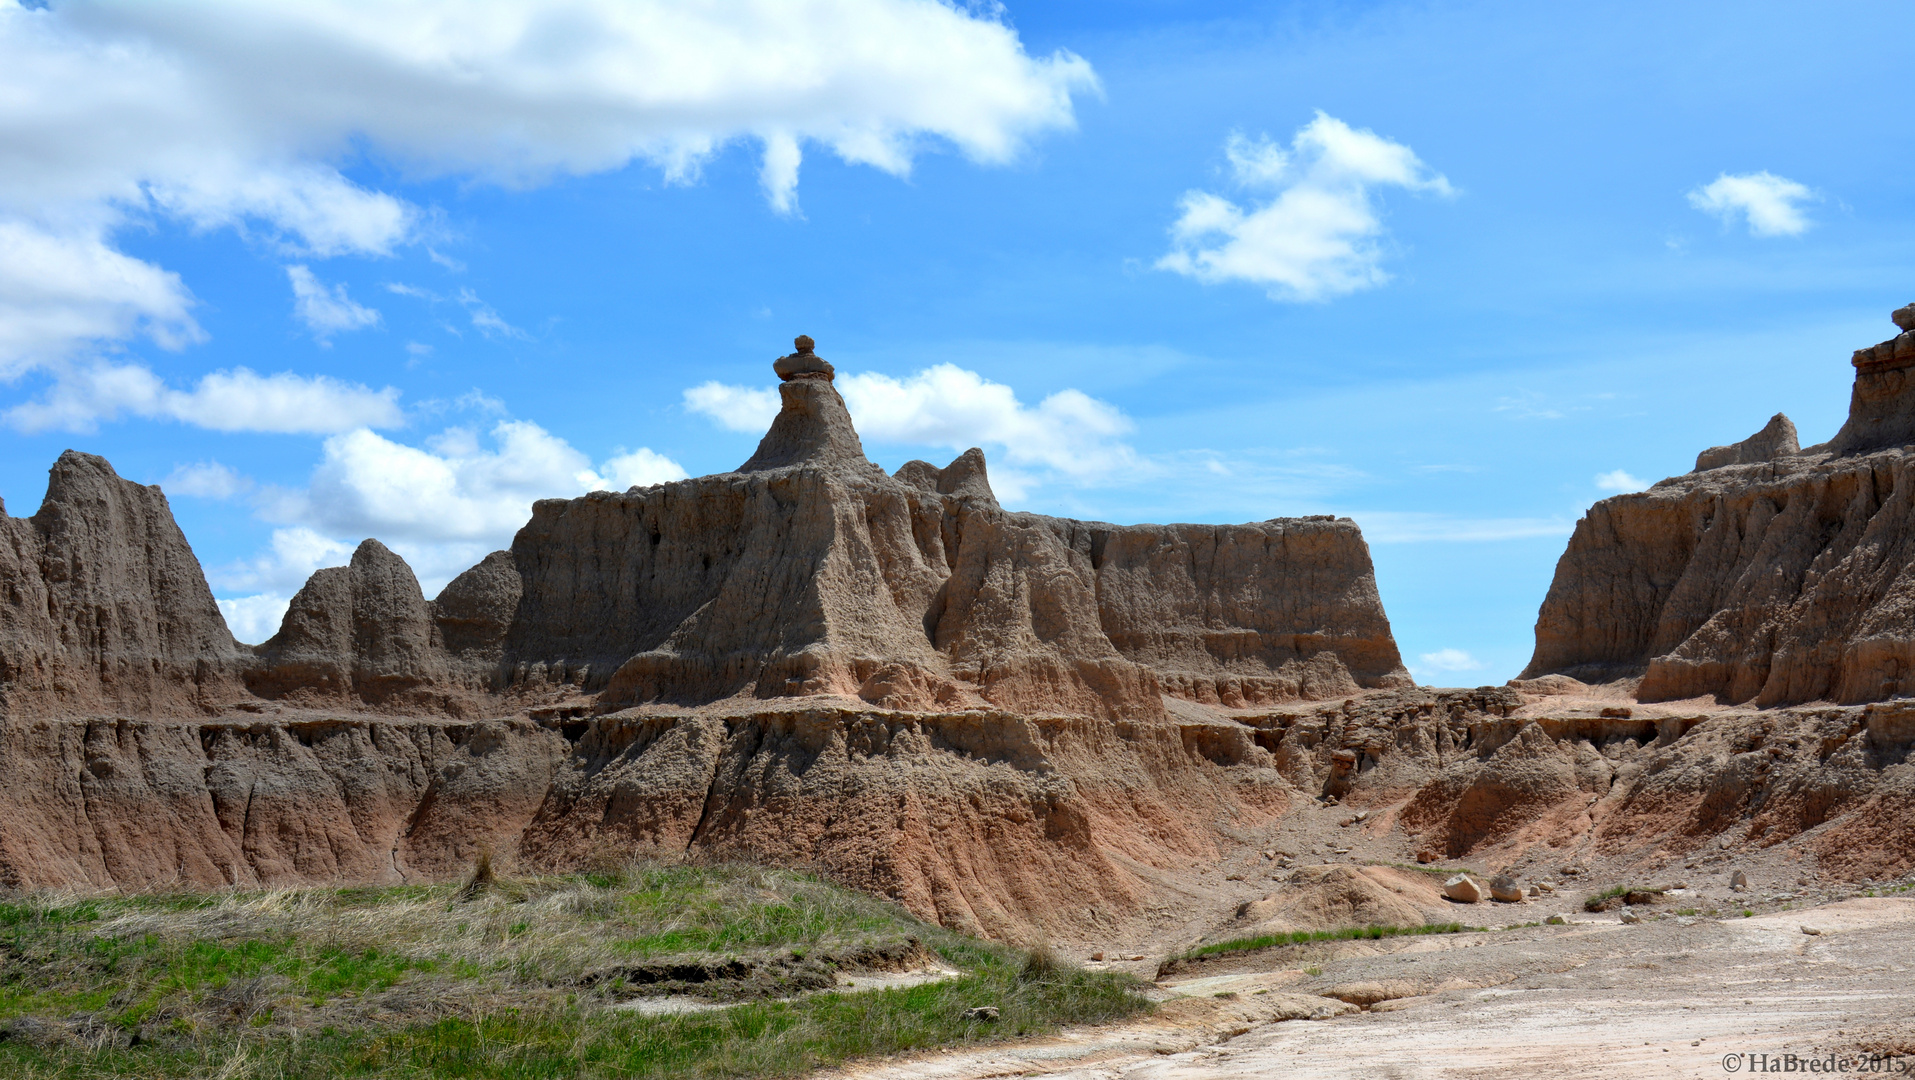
[8, 687, 1912, 920]
[498, 365, 1407, 718]
[1523, 308, 1915, 706]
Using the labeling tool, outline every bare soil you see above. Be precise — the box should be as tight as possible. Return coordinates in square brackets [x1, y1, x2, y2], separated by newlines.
[831, 896, 1915, 1079]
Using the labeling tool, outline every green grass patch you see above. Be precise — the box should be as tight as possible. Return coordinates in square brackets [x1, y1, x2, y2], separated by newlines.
[0, 862, 1151, 1079]
[1176, 921, 1472, 962]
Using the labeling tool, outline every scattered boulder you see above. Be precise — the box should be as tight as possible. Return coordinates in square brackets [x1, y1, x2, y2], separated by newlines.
[1489, 875, 1524, 903]
[772, 334, 835, 381]
[1444, 874, 1484, 903]
[1620, 910, 1641, 924]
[1732, 871, 1750, 891]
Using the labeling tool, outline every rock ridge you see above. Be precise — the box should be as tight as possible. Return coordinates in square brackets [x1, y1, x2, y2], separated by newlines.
[1524, 304, 1915, 705]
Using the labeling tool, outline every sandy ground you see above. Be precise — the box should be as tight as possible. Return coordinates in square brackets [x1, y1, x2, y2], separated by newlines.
[831, 897, 1915, 1080]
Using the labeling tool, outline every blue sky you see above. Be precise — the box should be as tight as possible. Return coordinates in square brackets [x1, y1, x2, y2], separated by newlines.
[1, 0, 1908, 682]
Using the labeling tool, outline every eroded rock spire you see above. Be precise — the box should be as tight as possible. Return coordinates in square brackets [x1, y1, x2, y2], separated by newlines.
[739, 335, 874, 474]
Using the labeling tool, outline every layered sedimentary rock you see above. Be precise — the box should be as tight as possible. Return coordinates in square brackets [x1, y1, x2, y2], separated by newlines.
[1523, 306, 1915, 706]
[0, 339, 1408, 723]
[0, 336, 1423, 921]
[0, 452, 243, 717]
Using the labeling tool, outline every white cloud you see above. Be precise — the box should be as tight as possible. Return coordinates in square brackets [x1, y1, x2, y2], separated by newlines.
[217, 593, 295, 646]
[1594, 469, 1648, 493]
[684, 382, 781, 432]
[1687, 172, 1815, 237]
[288, 265, 380, 340]
[163, 460, 251, 499]
[1157, 114, 1453, 302]
[683, 363, 1141, 498]
[0, 219, 201, 376]
[254, 421, 688, 592]
[5, 362, 403, 434]
[1410, 647, 1487, 684]
[210, 526, 357, 597]
[599, 447, 689, 490]
[0, 0, 1095, 370]
[457, 289, 526, 339]
[1418, 648, 1484, 672]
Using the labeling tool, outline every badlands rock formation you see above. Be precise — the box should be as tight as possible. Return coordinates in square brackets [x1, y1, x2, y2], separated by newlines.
[0, 338, 1413, 928]
[1524, 306, 1915, 706]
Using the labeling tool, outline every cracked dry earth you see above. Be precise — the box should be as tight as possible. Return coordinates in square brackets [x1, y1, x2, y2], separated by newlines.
[829, 898, 1915, 1080]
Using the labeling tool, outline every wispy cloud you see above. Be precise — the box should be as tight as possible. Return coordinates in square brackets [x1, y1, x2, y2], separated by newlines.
[1354, 511, 1576, 543]
[288, 265, 379, 341]
[1594, 469, 1648, 493]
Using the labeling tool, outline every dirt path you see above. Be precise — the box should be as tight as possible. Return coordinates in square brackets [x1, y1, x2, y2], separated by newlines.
[833, 899, 1915, 1080]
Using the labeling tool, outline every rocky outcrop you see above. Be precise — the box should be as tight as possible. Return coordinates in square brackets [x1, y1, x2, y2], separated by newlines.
[246, 539, 454, 711]
[1695, 413, 1798, 471]
[1522, 306, 1915, 706]
[0, 338, 1407, 722]
[0, 452, 242, 717]
[487, 338, 1408, 718]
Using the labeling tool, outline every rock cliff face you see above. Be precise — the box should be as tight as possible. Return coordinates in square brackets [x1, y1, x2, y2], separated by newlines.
[0, 452, 243, 718]
[1523, 307, 1915, 706]
[440, 341, 1411, 718]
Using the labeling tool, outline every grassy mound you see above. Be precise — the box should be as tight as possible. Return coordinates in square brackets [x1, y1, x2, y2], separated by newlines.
[0, 862, 1149, 1078]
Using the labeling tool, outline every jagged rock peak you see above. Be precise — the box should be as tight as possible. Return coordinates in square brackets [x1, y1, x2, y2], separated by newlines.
[1694, 412, 1798, 471]
[1831, 302, 1915, 454]
[738, 343, 875, 475]
[0, 450, 242, 716]
[893, 447, 999, 510]
[247, 538, 450, 708]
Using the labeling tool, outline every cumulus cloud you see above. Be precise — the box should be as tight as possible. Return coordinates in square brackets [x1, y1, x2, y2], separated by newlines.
[1157, 114, 1453, 302]
[163, 460, 252, 499]
[217, 592, 299, 646]
[683, 363, 1139, 499]
[288, 265, 380, 340]
[253, 420, 688, 591]
[6, 362, 403, 434]
[1687, 171, 1815, 237]
[0, 219, 201, 377]
[1595, 469, 1648, 493]
[0, 0, 1095, 371]
[684, 382, 781, 432]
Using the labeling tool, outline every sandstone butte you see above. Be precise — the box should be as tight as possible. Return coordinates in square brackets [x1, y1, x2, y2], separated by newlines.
[2, 327, 1913, 944]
